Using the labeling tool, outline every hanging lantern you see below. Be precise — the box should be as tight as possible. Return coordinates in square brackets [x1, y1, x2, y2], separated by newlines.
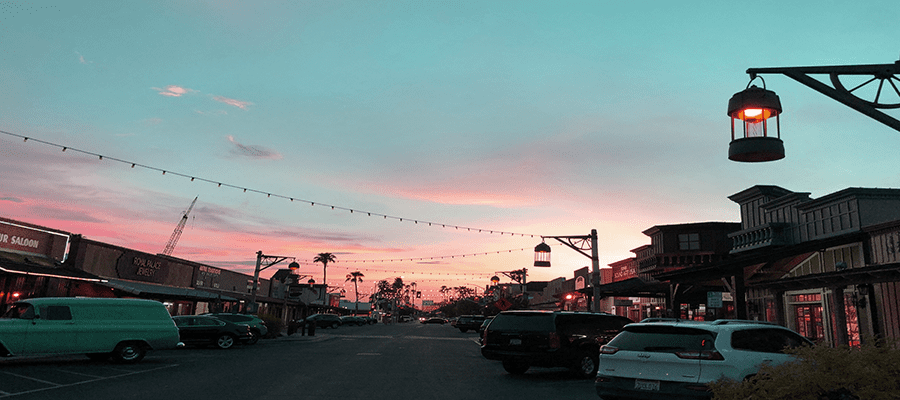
[288, 261, 300, 272]
[728, 78, 784, 162]
[534, 242, 551, 267]
[308, 278, 316, 287]
[491, 275, 500, 285]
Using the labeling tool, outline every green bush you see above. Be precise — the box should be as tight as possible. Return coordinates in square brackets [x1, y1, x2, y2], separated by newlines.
[709, 338, 900, 400]
[258, 314, 285, 338]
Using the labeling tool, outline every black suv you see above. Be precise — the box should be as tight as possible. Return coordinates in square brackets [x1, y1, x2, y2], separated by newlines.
[455, 315, 487, 333]
[480, 310, 632, 379]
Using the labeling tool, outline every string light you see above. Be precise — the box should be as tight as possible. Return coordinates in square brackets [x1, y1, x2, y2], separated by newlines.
[2, 129, 542, 237]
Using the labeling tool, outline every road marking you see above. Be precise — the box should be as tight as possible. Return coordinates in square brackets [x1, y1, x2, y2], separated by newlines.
[0, 371, 61, 386]
[356, 353, 381, 356]
[0, 364, 179, 398]
[328, 334, 472, 341]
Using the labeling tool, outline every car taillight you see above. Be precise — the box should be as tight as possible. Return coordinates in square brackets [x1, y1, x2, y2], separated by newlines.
[599, 345, 619, 355]
[675, 350, 724, 360]
[548, 332, 561, 349]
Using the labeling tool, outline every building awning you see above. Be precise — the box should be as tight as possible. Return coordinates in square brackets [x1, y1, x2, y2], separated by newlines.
[99, 279, 238, 302]
[0, 252, 104, 282]
[578, 277, 670, 298]
[747, 262, 900, 292]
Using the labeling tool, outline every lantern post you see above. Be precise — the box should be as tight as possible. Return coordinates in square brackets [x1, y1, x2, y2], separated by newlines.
[250, 251, 298, 314]
[534, 229, 602, 313]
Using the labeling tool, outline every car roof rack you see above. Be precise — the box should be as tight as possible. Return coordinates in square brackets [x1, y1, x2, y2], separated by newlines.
[638, 317, 682, 323]
[710, 319, 778, 326]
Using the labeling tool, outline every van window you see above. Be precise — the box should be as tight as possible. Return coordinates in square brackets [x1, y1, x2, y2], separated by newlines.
[2, 303, 35, 319]
[40, 306, 73, 320]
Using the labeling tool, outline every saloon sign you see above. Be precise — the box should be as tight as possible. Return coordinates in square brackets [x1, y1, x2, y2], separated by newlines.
[0, 219, 69, 261]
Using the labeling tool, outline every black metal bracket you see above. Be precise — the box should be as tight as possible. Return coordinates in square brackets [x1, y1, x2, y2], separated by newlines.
[746, 59, 900, 132]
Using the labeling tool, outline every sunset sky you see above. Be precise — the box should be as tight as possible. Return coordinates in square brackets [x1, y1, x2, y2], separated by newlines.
[2, 1, 899, 301]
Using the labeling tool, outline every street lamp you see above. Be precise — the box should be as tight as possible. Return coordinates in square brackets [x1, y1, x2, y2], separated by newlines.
[533, 242, 551, 267]
[534, 229, 601, 312]
[729, 58, 900, 162]
[728, 78, 784, 162]
[250, 251, 297, 313]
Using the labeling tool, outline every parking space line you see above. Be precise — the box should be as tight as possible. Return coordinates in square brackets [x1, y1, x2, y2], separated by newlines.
[0, 364, 178, 398]
[0, 371, 61, 386]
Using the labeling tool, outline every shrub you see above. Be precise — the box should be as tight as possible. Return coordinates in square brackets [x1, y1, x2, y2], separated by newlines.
[709, 338, 900, 400]
[257, 314, 285, 338]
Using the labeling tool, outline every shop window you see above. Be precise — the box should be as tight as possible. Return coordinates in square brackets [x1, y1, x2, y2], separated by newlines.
[794, 304, 825, 342]
[842, 294, 861, 347]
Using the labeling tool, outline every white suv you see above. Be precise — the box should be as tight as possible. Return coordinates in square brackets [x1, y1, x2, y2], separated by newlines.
[595, 319, 812, 399]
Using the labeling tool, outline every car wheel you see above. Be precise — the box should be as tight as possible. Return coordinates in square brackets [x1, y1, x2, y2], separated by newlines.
[216, 334, 236, 349]
[112, 342, 146, 363]
[331, 322, 339, 329]
[246, 331, 260, 345]
[571, 350, 599, 379]
[502, 361, 529, 375]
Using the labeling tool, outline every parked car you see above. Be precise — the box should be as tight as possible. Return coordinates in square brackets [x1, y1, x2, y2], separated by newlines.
[477, 316, 494, 335]
[481, 310, 632, 379]
[306, 313, 343, 329]
[421, 317, 447, 324]
[203, 313, 268, 343]
[171, 315, 253, 349]
[595, 319, 813, 399]
[340, 316, 365, 326]
[361, 316, 378, 325]
[0, 297, 179, 363]
[456, 315, 487, 333]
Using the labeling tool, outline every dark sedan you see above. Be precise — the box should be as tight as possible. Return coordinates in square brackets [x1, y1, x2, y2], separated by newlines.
[306, 313, 343, 329]
[421, 317, 447, 324]
[172, 315, 253, 349]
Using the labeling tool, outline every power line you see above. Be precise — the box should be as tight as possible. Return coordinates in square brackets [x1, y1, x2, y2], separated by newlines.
[3, 130, 541, 238]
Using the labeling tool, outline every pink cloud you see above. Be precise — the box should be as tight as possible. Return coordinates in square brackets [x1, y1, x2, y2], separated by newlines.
[152, 85, 193, 97]
[212, 96, 252, 109]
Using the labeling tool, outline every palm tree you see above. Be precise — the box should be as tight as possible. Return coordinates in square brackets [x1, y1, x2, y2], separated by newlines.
[313, 252, 336, 288]
[345, 271, 364, 313]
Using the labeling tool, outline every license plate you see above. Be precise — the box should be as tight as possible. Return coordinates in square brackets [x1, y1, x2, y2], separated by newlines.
[508, 338, 522, 345]
[634, 379, 660, 391]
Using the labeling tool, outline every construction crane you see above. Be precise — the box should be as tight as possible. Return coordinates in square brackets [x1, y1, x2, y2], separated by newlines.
[162, 196, 197, 256]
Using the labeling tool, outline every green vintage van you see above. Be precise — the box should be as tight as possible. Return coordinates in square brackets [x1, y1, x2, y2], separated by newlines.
[0, 297, 181, 363]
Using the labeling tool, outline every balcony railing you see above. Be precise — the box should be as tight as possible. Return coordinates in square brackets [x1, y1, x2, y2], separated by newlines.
[728, 223, 791, 253]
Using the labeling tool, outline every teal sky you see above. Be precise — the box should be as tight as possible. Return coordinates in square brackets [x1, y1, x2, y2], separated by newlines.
[2, 0, 899, 299]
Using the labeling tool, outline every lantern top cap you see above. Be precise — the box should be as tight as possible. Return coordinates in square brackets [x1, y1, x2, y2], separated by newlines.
[728, 85, 782, 117]
[534, 242, 551, 252]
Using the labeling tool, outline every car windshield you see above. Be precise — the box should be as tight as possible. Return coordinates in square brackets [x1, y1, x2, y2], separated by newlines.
[608, 325, 716, 352]
[488, 313, 555, 331]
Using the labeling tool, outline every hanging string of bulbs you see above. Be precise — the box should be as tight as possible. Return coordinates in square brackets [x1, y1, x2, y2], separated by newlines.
[3, 130, 542, 238]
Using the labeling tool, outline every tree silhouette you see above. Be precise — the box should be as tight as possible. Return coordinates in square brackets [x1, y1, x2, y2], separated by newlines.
[345, 271, 364, 313]
[314, 252, 336, 288]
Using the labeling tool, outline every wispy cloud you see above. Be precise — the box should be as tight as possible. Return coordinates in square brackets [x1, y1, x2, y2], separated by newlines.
[0, 196, 24, 203]
[152, 85, 194, 97]
[212, 96, 252, 110]
[195, 110, 228, 116]
[226, 136, 282, 160]
[74, 51, 92, 65]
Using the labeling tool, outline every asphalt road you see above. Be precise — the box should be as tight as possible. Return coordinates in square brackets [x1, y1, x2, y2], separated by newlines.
[0, 321, 599, 400]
